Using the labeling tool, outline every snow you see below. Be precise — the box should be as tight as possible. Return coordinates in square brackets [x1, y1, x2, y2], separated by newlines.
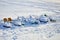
[0, 23, 60, 40]
[0, 15, 60, 40]
[0, 0, 60, 40]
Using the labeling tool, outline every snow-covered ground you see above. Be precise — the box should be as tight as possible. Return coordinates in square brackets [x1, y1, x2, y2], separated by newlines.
[0, 0, 60, 40]
[0, 23, 60, 40]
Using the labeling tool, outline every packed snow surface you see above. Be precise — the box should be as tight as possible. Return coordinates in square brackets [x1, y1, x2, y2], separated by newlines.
[0, 0, 60, 40]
